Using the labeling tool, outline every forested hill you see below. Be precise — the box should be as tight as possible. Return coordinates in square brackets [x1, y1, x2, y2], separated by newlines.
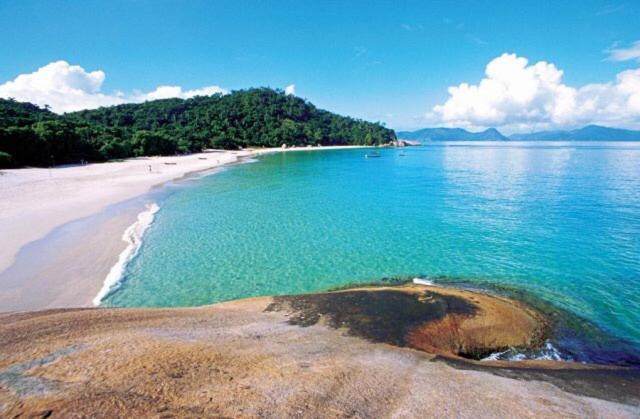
[397, 127, 508, 141]
[399, 125, 640, 142]
[0, 88, 395, 168]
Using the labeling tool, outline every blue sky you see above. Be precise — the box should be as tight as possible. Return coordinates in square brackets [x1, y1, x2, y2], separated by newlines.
[1, 0, 639, 132]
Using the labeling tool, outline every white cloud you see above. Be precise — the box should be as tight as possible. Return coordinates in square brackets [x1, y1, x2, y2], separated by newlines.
[0, 61, 125, 113]
[606, 41, 640, 62]
[0, 60, 227, 113]
[142, 85, 227, 101]
[429, 53, 640, 131]
[284, 84, 296, 96]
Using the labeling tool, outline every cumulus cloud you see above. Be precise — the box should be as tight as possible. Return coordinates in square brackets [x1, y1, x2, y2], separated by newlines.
[284, 84, 296, 96]
[0, 61, 125, 113]
[606, 40, 640, 62]
[0, 61, 227, 113]
[142, 85, 227, 101]
[429, 53, 640, 131]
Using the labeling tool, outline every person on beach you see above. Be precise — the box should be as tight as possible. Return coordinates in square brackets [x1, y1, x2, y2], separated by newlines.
[148, 165, 152, 172]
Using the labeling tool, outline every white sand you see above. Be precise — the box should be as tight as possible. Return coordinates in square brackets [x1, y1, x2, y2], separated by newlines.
[0, 145, 371, 311]
[0, 150, 251, 274]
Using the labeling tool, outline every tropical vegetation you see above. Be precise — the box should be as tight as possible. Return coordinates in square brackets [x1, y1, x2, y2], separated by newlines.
[0, 88, 395, 168]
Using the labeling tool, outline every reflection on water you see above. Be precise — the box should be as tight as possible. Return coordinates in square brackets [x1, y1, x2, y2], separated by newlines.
[105, 142, 640, 359]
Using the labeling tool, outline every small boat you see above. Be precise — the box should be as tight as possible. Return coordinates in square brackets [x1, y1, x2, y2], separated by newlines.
[365, 152, 381, 158]
[399, 152, 407, 156]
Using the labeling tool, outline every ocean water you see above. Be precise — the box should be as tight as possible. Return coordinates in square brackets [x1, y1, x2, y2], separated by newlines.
[104, 142, 640, 362]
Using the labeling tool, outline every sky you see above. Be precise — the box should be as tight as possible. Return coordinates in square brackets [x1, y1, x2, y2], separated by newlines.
[1, 0, 639, 133]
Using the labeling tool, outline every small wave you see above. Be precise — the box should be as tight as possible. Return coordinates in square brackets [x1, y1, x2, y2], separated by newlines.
[481, 340, 572, 362]
[412, 277, 435, 286]
[92, 203, 160, 306]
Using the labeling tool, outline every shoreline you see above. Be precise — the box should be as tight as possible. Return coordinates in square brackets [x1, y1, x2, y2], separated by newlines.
[0, 145, 372, 312]
[91, 202, 160, 306]
[3, 144, 638, 369]
[0, 149, 253, 274]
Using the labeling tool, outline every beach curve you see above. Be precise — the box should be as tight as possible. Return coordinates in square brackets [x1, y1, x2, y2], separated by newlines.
[0, 145, 372, 312]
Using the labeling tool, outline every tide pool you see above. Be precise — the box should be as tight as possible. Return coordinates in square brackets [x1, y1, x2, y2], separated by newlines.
[104, 142, 640, 360]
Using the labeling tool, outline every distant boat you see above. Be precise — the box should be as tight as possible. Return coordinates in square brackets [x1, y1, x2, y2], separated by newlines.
[399, 152, 407, 156]
[365, 152, 381, 158]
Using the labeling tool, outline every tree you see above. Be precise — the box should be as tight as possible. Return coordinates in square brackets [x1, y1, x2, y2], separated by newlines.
[0, 90, 396, 167]
[0, 151, 13, 168]
[131, 130, 178, 156]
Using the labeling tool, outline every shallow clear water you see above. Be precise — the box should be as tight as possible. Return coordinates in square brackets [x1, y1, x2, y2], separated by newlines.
[105, 142, 640, 358]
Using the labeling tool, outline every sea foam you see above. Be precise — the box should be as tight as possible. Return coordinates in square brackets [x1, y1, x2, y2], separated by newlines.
[481, 340, 570, 362]
[92, 203, 160, 306]
[412, 277, 435, 286]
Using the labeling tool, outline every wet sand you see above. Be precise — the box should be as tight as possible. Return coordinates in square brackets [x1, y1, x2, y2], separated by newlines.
[0, 150, 251, 275]
[0, 198, 141, 311]
[0, 285, 637, 418]
[0, 146, 369, 312]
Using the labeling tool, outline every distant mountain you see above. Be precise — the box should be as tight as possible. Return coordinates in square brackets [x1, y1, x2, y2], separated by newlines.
[398, 125, 640, 142]
[509, 125, 640, 141]
[397, 127, 508, 141]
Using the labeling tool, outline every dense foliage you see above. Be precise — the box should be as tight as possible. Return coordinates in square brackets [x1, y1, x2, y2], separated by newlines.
[0, 88, 395, 168]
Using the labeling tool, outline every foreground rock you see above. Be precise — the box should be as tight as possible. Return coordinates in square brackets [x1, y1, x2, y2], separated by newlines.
[1, 285, 638, 417]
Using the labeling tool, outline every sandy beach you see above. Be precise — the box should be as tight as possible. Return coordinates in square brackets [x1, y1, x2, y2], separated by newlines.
[0, 145, 370, 312]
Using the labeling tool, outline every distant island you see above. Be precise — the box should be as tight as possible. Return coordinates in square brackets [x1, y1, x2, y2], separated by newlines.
[5, 88, 640, 170]
[0, 88, 395, 168]
[509, 125, 640, 141]
[397, 127, 508, 142]
[398, 125, 640, 142]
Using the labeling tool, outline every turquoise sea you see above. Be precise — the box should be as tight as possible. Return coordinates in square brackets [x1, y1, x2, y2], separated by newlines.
[104, 142, 640, 363]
